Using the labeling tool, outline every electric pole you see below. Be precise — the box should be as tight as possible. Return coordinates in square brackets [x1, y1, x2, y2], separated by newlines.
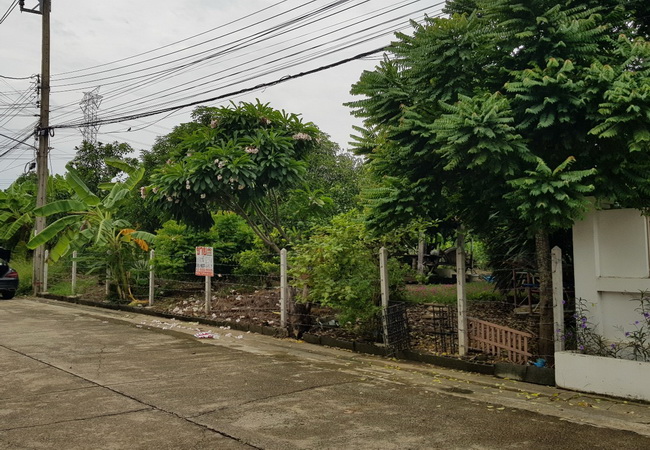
[21, 0, 51, 294]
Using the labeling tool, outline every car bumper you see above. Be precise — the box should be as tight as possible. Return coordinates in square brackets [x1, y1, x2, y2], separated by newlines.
[0, 279, 18, 291]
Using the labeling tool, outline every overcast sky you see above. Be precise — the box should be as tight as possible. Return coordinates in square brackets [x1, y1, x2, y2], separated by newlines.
[0, 0, 445, 189]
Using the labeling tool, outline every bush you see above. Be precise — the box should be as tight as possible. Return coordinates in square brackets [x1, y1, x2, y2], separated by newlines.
[153, 212, 255, 279]
[232, 248, 279, 288]
[290, 212, 408, 334]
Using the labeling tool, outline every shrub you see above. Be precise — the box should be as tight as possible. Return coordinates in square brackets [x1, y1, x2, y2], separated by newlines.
[153, 212, 255, 279]
[290, 212, 408, 334]
[232, 248, 279, 288]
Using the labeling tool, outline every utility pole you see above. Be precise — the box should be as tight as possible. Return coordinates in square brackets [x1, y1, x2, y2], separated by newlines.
[22, 0, 51, 294]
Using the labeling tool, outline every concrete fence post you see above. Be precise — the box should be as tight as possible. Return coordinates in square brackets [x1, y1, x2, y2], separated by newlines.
[280, 248, 288, 328]
[43, 250, 49, 294]
[417, 232, 425, 276]
[105, 265, 110, 296]
[148, 249, 155, 307]
[552, 246, 565, 353]
[456, 229, 468, 356]
[71, 250, 78, 296]
[379, 247, 390, 343]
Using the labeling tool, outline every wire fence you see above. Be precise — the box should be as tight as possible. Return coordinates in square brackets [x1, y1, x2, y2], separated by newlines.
[41, 246, 576, 365]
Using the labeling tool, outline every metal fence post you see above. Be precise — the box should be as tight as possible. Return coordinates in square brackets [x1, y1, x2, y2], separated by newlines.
[205, 275, 211, 315]
[552, 246, 565, 353]
[43, 250, 49, 293]
[379, 247, 390, 343]
[456, 229, 468, 356]
[280, 248, 288, 328]
[71, 250, 78, 296]
[148, 249, 155, 306]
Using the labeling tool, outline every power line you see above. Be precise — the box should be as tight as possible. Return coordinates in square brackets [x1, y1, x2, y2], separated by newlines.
[52, 46, 387, 130]
[49, 2, 444, 128]
[0, 73, 34, 80]
[0, 0, 18, 26]
[52, 0, 294, 78]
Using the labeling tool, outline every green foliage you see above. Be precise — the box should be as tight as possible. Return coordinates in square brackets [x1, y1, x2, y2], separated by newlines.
[26, 160, 154, 302]
[348, 0, 650, 233]
[232, 248, 279, 287]
[10, 258, 33, 296]
[506, 157, 596, 232]
[348, 0, 650, 355]
[289, 212, 408, 331]
[149, 100, 321, 252]
[0, 175, 71, 249]
[153, 212, 255, 279]
[70, 141, 138, 194]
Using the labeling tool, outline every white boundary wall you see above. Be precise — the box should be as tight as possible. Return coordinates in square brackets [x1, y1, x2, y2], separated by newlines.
[573, 208, 650, 340]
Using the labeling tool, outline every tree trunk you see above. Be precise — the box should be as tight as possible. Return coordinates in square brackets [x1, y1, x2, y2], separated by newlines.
[535, 229, 554, 362]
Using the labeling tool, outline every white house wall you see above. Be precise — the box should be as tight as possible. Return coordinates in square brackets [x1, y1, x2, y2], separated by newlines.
[573, 208, 650, 340]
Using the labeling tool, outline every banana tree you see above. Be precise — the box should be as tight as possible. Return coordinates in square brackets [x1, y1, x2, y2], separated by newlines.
[27, 159, 154, 302]
[0, 181, 36, 249]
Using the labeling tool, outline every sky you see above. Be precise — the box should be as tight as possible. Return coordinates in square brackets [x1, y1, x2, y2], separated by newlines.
[0, 0, 446, 189]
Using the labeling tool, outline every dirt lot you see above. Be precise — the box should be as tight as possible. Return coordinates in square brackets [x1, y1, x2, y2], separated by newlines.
[118, 282, 540, 362]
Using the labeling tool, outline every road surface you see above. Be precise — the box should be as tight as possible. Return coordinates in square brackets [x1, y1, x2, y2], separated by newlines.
[1, 298, 649, 449]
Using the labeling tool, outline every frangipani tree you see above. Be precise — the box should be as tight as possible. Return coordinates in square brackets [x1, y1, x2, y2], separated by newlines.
[149, 101, 321, 253]
[27, 159, 154, 301]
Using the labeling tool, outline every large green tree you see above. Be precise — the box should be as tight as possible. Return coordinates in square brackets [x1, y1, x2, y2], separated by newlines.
[348, 0, 650, 358]
[149, 101, 353, 253]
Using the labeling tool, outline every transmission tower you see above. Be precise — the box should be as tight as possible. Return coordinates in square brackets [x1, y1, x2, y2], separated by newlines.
[79, 87, 102, 145]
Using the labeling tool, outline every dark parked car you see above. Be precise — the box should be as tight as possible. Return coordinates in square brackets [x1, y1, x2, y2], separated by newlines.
[0, 248, 18, 299]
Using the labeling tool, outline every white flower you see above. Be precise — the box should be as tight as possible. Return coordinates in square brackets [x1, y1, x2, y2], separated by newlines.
[186, 153, 192, 157]
[210, 119, 219, 128]
[260, 117, 271, 125]
[218, 161, 226, 168]
[292, 132, 312, 141]
[167, 196, 173, 202]
[217, 175, 223, 181]
[214, 159, 220, 164]
[245, 146, 259, 154]
[139, 186, 146, 199]
[152, 187, 158, 194]
[200, 193, 206, 199]
[229, 177, 235, 183]
[238, 185, 245, 190]
[166, 159, 173, 165]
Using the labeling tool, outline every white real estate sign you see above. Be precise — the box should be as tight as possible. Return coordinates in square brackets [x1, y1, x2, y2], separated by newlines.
[195, 246, 214, 277]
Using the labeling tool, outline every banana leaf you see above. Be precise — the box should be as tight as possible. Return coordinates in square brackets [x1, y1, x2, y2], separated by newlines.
[1, 213, 32, 241]
[65, 165, 101, 206]
[34, 200, 88, 217]
[27, 215, 81, 249]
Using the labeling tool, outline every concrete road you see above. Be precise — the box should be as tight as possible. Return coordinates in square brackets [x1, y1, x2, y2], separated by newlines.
[1, 298, 649, 449]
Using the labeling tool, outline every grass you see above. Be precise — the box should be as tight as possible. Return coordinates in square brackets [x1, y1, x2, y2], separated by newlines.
[404, 280, 503, 304]
[47, 277, 97, 296]
[10, 258, 33, 296]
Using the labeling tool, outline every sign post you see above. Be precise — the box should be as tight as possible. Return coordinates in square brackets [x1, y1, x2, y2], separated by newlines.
[196, 247, 214, 314]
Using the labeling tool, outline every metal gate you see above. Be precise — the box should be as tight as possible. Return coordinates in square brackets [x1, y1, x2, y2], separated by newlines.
[383, 302, 410, 356]
[429, 304, 458, 354]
